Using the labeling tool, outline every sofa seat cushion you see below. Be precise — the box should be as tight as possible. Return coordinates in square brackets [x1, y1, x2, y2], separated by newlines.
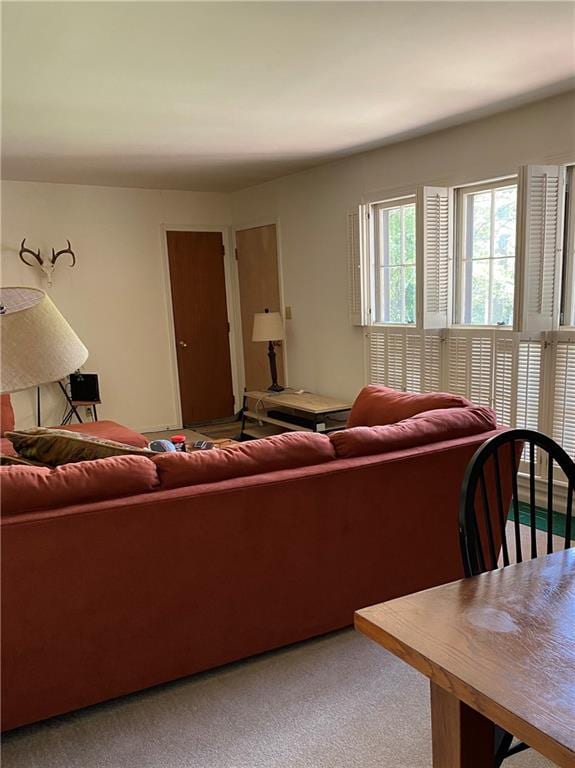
[153, 431, 335, 490]
[5, 427, 153, 467]
[0, 455, 159, 515]
[331, 406, 497, 458]
[1, 395, 15, 437]
[58, 420, 148, 448]
[348, 385, 471, 427]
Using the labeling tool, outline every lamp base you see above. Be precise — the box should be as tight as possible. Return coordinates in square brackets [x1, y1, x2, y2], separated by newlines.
[267, 382, 285, 392]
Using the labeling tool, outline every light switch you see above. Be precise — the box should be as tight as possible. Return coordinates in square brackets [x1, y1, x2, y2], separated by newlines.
[285, 305, 292, 320]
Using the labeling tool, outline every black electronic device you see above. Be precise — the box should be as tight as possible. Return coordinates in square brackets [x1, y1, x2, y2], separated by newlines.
[60, 372, 101, 425]
[69, 373, 101, 403]
[192, 440, 214, 450]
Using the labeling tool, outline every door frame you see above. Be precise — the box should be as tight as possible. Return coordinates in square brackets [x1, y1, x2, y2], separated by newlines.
[232, 218, 288, 393]
[160, 224, 244, 427]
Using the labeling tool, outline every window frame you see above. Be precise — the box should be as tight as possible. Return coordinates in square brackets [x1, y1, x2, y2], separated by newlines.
[560, 164, 575, 327]
[454, 176, 518, 329]
[369, 194, 417, 326]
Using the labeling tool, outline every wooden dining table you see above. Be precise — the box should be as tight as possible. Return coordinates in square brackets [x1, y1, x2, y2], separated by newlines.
[355, 548, 575, 768]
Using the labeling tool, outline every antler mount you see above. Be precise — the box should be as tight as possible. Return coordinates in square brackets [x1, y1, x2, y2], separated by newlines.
[18, 238, 76, 285]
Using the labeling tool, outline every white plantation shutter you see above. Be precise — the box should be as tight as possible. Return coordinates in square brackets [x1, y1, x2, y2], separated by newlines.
[445, 329, 493, 404]
[446, 331, 470, 397]
[493, 334, 542, 429]
[515, 165, 566, 332]
[347, 208, 368, 326]
[405, 332, 422, 393]
[368, 330, 387, 385]
[469, 335, 493, 406]
[516, 338, 543, 432]
[493, 335, 515, 426]
[423, 333, 442, 392]
[416, 186, 451, 329]
[445, 329, 543, 427]
[368, 329, 404, 389]
[551, 333, 575, 461]
[368, 327, 443, 393]
[386, 331, 405, 390]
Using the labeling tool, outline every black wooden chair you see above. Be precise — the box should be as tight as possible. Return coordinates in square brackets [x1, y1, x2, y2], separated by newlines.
[458, 428, 574, 767]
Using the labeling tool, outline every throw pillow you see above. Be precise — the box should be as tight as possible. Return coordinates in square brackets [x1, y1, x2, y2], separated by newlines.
[0, 454, 45, 466]
[5, 427, 154, 467]
[347, 385, 471, 427]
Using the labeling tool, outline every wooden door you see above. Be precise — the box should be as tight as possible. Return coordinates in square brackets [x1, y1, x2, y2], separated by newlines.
[235, 224, 285, 391]
[167, 231, 234, 424]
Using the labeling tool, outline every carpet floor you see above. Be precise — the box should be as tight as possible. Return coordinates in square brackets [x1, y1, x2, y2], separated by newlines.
[1, 629, 554, 768]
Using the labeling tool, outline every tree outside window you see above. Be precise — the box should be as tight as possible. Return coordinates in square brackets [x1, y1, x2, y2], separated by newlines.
[373, 199, 416, 324]
[460, 183, 517, 326]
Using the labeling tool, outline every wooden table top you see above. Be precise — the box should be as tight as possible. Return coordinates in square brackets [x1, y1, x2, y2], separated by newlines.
[355, 549, 575, 768]
[244, 390, 352, 414]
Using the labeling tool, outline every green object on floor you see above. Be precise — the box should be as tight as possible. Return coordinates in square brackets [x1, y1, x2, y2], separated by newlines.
[509, 502, 568, 537]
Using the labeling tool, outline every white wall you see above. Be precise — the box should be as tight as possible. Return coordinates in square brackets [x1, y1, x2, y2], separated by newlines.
[231, 91, 575, 401]
[1, 182, 231, 431]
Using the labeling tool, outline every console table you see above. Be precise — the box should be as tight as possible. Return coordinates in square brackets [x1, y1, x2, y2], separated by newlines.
[240, 390, 352, 440]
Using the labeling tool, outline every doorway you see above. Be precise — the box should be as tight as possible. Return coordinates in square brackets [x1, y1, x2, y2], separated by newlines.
[166, 230, 235, 425]
[235, 224, 285, 391]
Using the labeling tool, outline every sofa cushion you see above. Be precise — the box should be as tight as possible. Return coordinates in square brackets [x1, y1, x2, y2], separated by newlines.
[58, 420, 149, 448]
[331, 405, 497, 458]
[5, 427, 153, 467]
[1, 395, 15, 437]
[347, 385, 471, 427]
[0, 455, 159, 515]
[153, 431, 335, 490]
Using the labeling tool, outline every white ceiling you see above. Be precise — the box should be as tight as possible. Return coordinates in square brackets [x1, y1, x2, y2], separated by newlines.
[2, 1, 575, 193]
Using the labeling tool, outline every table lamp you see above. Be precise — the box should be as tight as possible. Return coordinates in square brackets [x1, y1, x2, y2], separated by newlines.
[252, 308, 285, 392]
[0, 287, 88, 394]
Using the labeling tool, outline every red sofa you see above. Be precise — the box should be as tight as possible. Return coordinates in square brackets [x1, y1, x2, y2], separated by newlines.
[1, 391, 510, 731]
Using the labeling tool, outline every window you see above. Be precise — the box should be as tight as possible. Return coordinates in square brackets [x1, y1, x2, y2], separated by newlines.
[355, 164, 574, 477]
[456, 180, 517, 326]
[371, 197, 416, 324]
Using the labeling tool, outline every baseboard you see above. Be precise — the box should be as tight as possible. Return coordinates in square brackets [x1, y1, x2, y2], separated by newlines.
[518, 474, 569, 513]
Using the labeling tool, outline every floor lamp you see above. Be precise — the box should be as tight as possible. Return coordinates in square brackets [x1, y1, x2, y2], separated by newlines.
[0, 288, 89, 416]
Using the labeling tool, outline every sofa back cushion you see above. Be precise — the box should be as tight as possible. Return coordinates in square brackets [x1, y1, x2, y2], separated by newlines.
[1, 395, 15, 437]
[5, 427, 153, 467]
[331, 406, 497, 459]
[153, 431, 335, 490]
[348, 385, 471, 428]
[1, 455, 159, 515]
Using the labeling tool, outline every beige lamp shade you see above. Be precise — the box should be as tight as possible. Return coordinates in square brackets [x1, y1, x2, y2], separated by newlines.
[252, 310, 285, 342]
[0, 287, 88, 393]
